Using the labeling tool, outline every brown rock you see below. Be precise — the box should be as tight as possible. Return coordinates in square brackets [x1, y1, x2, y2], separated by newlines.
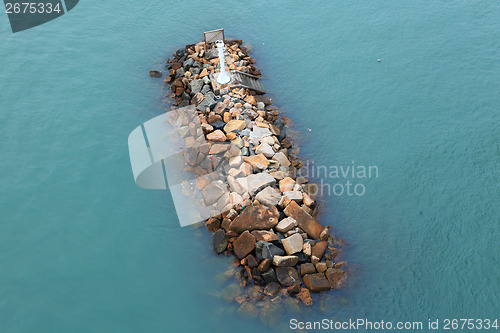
[311, 241, 328, 260]
[226, 132, 237, 140]
[229, 205, 279, 233]
[206, 130, 227, 142]
[243, 154, 269, 170]
[171, 62, 182, 70]
[213, 101, 226, 114]
[244, 95, 257, 106]
[300, 263, 316, 276]
[237, 302, 259, 318]
[246, 254, 259, 268]
[325, 268, 347, 289]
[224, 120, 246, 133]
[275, 267, 300, 286]
[205, 218, 221, 232]
[209, 143, 230, 155]
[251, 230, 278, 242]
[233, 231, 256, 259]
[193, 92, 204, 106]
[296, 288, 313, 306]
[258, 258, 271, 272]
[302, 273, 331, 292]
[316, 262, 327, 273]
[286, 283, 301, 295]
[283, 201, 324, 239]
[263, 282, 281, 297]
[279, 177, 296, 192]
[199, 68, 209, 78]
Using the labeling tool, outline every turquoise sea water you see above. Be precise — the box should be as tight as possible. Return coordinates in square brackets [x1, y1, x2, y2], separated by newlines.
[1, 1, 499, 332]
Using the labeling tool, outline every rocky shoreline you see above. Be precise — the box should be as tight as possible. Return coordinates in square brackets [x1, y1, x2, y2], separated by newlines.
[154, 38, 347, 314]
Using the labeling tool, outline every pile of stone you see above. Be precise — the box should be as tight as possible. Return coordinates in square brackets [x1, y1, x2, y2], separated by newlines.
[158, 39, 346, 309]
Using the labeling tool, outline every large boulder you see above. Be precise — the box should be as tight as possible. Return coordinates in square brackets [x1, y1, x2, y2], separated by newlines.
[283, 201, 324, 239]
[233, 230, 256, 259]
[302, 273, 331, 292]
[229, 206, 279, 233]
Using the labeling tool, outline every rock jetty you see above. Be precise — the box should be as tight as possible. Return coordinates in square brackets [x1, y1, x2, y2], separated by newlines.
[156, 38, 347, 310]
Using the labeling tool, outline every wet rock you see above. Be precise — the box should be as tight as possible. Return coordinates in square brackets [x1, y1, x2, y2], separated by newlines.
[255, 241, 285, 260]
[300, 263, 316, 276]
[213, 229, 227, 254]
[261, 267, 278, 284]
[233, 230, 256, 259]
[275, 217, 297, 233]
[254, 186, 281, 207]
[224, 120, 247, 133]
[236, 173, 276, 196]
[258, 258, 271, 272]
[238, 302, 259, 318]
[302, 273, 331, 292]
[206, 130, 227, 142]
[272, 255, 299, 267]
[263, 282, 281, 297]
[260, 301, 283, 328]
[311, 240, 328, 260]
[284, 201, 324, 239]
[287, 283, 301, 295]
[149, 70, 162, 77]
[325, 268, 347, 289]
[205, 218, 221, 232]
[296, 288, 313, 306]
[316, 262, 327, 273]
[251, 230, 278, 242]
[243, 154, 269, 170]
[281, 233, 303, 255]
[229, 205, 279, 233]
[246, 254, 259, 268]
[275, 267, 300, 286]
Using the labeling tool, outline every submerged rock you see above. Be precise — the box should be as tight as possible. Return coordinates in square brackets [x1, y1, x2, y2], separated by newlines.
[302, 273, 331, 292]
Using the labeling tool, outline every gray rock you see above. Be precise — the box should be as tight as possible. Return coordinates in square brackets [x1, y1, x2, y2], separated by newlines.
[273, 152, 291, 167]
[196, 91, 217, 111]
[272, 255, 299, 267]
[283, 191, 303, 203]
[202, 180, 227, 205]
[189, 79, 204, 95]
[255, 241, 285, 260]
[275, 217, 297, 233]
[255, 186, 281, 207]
[257, 102, 265, 110]
[183, 58, 194, 69]
[250, 126, 273, 144]
[213, 229, 227, 254]
[261, 268, 278, 284]
[175, 67, 185, 78]
[255, 142, 275, 158]
[281, 233, 303, 255]
[201, 84, 211, 95]
[190, 67, 201, 76]
[236, 173, 276, 196]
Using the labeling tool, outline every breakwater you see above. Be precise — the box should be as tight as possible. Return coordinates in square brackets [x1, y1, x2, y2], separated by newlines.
[155, 37, 347, 315]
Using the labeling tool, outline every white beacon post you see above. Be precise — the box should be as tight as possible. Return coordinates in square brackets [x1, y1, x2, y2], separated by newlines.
[215, 40, 231, 85]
